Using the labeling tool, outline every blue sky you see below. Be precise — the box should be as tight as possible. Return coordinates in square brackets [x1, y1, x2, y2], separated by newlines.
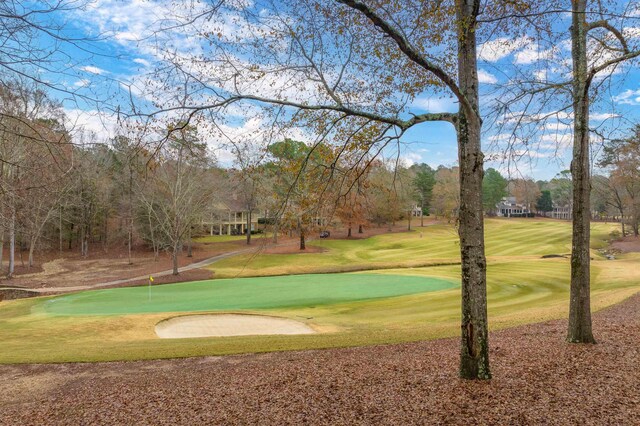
[24, 0, 640, 181]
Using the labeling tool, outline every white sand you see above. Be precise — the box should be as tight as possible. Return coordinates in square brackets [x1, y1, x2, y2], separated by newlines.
[155, 314, 316, 339]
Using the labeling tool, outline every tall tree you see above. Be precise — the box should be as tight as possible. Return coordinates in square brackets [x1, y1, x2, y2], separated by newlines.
[411, 163, 436, 226]
[567, 0, 640, 343]
[139, 124, 217, 275]
[536, 190, 553, 217]
[510, 178, 540, 214]
[267, 139, 332, 250]
[432, 166, 460, 222]
[482, 168, 507, 216]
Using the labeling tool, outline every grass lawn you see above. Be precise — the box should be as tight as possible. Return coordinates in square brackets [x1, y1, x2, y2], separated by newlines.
[1, 218, 639, 364]
[39, 274, 455, 315]
[209, 218, 599, 277]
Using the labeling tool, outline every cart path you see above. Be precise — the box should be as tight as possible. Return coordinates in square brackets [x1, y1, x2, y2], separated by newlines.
[0, 247, 255, 295]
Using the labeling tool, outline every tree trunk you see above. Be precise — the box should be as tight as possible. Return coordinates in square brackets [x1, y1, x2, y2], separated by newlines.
[273, 220, 279, 244]
[457, 0, 490, 380]
[172, 246, 179, 275]
[358, 224, 363, 234]
[408, 210, 412, 231]
[68, 222, 73, 250]
[59, 205, 63, 254]
[28, 236, 36, 268]
[187, 228, 193, 257]
[102, 214, 108, 253]
[128, 168, 133, 264]
[299, 229, 305, 250]
[0, 228, 4, 274]
[128, 224, 133, 265]
[246, 210, 252, 245]
[8, 205, 15, 278]
[80, 225, 89, 257]
[347, 226, 352, 237]
[567, 0, 595, 344]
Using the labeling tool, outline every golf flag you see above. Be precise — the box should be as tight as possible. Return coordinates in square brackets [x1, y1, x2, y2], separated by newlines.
[149, 276, 154, 283]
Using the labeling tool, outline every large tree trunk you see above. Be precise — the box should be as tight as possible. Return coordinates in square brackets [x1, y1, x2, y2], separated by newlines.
[347, 226, 352, 237]
[408, 210, 412, 231]
[457, 0, 490, 380]
[567, 0, 595, 344]
[299, 229, 306, 250]
[358, 224, 363, 234]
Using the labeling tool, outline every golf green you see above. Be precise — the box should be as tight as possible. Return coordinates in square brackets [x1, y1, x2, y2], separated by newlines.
[39, 273, 457, 316]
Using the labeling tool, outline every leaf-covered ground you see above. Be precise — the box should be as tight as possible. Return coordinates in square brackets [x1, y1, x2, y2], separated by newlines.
[2, 293, 639, 425]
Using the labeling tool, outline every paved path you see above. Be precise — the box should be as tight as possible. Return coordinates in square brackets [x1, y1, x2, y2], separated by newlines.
[0, 247, 255, 295]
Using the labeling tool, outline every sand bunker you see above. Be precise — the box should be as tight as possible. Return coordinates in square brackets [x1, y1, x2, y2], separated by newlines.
[155, 314, 316, 338]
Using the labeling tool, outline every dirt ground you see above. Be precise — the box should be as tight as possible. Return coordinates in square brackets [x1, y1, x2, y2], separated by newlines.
[611, 236, 640, 253]
[0, 240, 246, 290]
[0, 225, 417, 290]
[1, 292, 639, 425]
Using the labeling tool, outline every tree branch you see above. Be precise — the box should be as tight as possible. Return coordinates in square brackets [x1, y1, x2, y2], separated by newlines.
[334, 0, 475, 119]
[588, 49, 640, 81]
[588, 20, 629, 53]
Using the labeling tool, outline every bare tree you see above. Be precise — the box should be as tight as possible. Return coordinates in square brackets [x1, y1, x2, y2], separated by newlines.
[139, 125, 217, 275]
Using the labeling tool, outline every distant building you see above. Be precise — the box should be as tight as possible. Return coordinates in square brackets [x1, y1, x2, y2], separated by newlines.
[551, 204, 572, 220]
[203, 198, 262, 236]
[496, 197, 530, 217]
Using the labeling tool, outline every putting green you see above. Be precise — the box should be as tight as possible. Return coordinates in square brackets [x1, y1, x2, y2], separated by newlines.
[40, 273, 457, 316]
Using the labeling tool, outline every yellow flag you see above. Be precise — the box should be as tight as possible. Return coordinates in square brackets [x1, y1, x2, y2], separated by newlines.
[149, 276, 154, 283]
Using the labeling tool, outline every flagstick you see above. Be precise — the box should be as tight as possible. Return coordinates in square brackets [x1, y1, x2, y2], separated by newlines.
[148, 277, 151, 302]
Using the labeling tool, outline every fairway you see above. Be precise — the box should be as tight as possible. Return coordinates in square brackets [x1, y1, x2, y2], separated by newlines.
[2, 219, 640, 364]
[40, 274, 456, 316]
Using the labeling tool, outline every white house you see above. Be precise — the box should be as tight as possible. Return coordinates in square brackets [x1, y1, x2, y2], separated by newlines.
[496, 197, 531, 217]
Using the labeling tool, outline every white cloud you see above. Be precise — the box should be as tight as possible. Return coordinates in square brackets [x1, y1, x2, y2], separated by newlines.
[539, 132, 572, 149]
[64, 109, 118, 140]
[623, 27, 640, 39]
[411, 96, 458, 113]
[590, 112, 620, 121]
[613, 88, 640, 105]
[133, 58, 151, 67]
[533, 69, 548, 81]
[114, 31, 141, 42]
[478, 36, 530, 62]
[477, 69, 498, 84]
[514, 44, 557, 65]
[73, 79, 90, 88]
[400, 152, 423, 167]
[79, 65, 106, 75]
[542, 122, 571, 132]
